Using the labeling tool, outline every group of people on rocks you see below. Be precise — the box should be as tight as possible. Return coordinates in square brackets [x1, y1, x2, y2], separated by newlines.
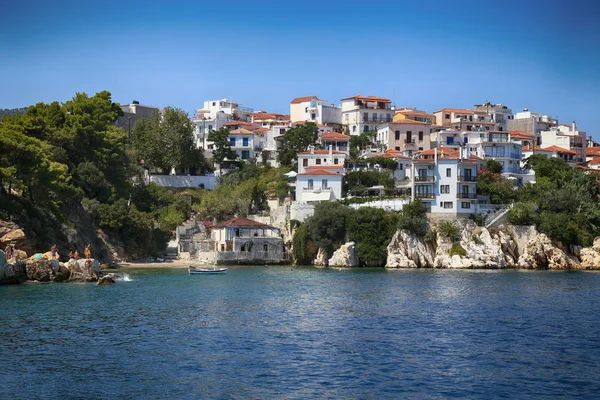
[3, 243, 93, 262]
[66, 244, 92, 261]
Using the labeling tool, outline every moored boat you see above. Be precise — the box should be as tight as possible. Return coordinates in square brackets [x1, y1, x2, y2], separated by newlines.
[188, 266, 228, 274]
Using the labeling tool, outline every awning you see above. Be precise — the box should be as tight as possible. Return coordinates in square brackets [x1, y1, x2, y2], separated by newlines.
[302, 191, 333, 202]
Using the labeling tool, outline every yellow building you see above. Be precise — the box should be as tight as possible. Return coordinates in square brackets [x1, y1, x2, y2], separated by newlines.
[393, 107, 436, 125]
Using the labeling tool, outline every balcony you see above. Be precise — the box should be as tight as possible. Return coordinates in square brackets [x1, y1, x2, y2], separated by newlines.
[362, 116, 393, 123]
[415, 193, 435, 199]
[458, 175, 477, 182]
[415, 176, 435, 182]
[404, 139, 416, 145]
[484, 152, 521, 160]
[457, 193, 477, 199]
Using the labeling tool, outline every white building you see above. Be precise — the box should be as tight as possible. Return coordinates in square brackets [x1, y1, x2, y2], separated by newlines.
[473, 102, 513, 132]
[507, 109, 558, 140]
[433, 108, 498, 131]
[318, 132, 350, 154]
[341, 95, 393, 135]
[411, 148, 481, 216]
[296, 169, 344, 203]
[539, 122, 586, 164]
[228, 128, 255, 160]
[521, 145, 577, 167]
[192, 99, 254, 149]
[289, 96, 342, 128]
[297, 147, 347, 174]
[115, 101, 158, 132]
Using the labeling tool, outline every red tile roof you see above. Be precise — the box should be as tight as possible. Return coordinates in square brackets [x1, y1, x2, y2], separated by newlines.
[522, 145, 549, 152]
[229, 128, 255, 135]
[341, 95, 391, 102]
[290, 96, 321, 104]
[543, 145, 576, 155]
[587, 157, 600, 165]
[320, 132, 350, 140]
[298, 150, 346, 155]
[225, 121, 253, 126]
[298, 169, 341, 176]
[420, 147, 460, 157]
[388, 120, 430, 125]
[587, 146, 600, 155]
[252, 128, 270, 133]
[395, 109, 435, 117]
[213, 217, 275, 229]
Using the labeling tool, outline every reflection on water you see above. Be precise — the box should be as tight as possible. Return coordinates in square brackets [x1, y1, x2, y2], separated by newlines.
[1, 267, 599, 399]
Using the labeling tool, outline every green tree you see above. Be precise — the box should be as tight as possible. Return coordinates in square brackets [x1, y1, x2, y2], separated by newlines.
[347, 207, 397, 266]
[276, 122, 319, 167]
[397, 200, 428, 237]
[208, 127, 237, 167]
[306, 202, 354, 257]
[132, 107, 206, 173]
[349, 131, 374, 160]
[343, 170, 395, 196]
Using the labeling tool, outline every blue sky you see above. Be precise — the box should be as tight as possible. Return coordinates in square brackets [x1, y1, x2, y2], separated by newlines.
[1, 0, 599, 137]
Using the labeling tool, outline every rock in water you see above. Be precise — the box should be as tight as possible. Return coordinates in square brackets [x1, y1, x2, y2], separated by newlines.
[517, 233, 579, 269]
[54, 263, 71, 282]
[314, 248, 328, 267]
[328, 242, 360, 267]
[386, 230, 434, 268]
[97, 274, 117, 285]
[25, 259, 61, 282]
[0, 251, 27, 284]
[66, 259, 101, 282]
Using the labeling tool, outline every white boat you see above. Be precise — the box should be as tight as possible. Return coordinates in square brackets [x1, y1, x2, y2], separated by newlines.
[188, 266, 228, 274]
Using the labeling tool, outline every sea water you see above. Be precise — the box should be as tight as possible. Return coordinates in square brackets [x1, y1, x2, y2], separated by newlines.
[1, 267, 599, 399]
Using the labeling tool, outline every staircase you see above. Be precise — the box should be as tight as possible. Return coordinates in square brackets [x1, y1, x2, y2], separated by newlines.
[484, 204, 513, 228]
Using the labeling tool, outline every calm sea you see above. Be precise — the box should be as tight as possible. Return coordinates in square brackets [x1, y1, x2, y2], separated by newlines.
[1, 267, 599, 399]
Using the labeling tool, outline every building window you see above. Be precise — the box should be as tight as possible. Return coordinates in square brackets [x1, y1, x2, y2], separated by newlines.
[445, 114, 450, 119]
[303, 159, 308, 167]
[442, 202, 453, 209]
[372, 112, 377, 121]
[243, 137, 249, 147]
[446, 168, 451, 177]
[230, 138, 236, 146]
[395, 146, 400, 151]
[322, 179, 328, 189]
[208, 125, 213, 130]
[334, 158, 339, 165]
[461, 202, 471, 209]
[441, 185, 450, 194]
[364, 112, 369, 121]
[263, 243, 268, 252]
[418, 131, 423, 141]
[316, 159, 321, 165]
[311, 113, 316, 119]
[212, 102, 216, 106]
[418, 147, 423, 151]
[352, 125, 356, 133]
[241, 244, 247, 252]
[241, 150, 250, 159]
[399, 163, 403, 170]
[364, 125, 370, 133]
[308, 179, 313, 189]
[395, 130, 400, 140]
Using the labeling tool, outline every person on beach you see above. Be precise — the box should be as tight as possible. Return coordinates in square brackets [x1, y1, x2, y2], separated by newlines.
[50, 244, 59, 260]
[84, 244, 91, 260]
[74, 250, 80, 260]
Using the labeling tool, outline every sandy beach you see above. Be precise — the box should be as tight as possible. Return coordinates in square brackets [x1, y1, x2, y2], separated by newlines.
[116, 259, 204, 269]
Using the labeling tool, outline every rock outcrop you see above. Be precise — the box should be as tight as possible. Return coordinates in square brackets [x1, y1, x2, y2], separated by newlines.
[97, 273, 117, 285]
[66, 259, 101, 282]
[314, 248, 328, 267]
[0, 251, 27, 284]
[328, 242, 360, 267]
[516, 233, 580, 269]
[387, 230, 434, 268]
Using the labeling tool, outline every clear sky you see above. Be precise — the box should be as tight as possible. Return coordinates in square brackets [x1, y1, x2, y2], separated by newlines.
[1, 0, 599, 137]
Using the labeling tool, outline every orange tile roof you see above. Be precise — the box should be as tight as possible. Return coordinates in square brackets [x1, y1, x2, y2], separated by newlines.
[290, 96, 321, 104]
[298, 150, 346, 155]
[225, 121, 253, 126]
[395, 109, 435, 117]
[387, 120, 430, 125]
[229, 128, 255, 135]
[320, 132, 350, 140]
[214, 217, 274, 229]
[522, 145, 549, 152]
[587, 157, 600, 165]
[587, 146, 600, 154]
[252, 128, 270, 133]
[298, 169, 341, 176]
[306, 165, 345, 169]
[420, 147, 460, 157]
[543, 145, 576, 155]
[434, 108, 475, 114]
[341, 95, 391, 102]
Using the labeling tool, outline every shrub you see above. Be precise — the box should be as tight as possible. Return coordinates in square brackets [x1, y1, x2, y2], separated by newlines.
[347, 207, 398, 266]
[423, 229, 437, 243]
[292, 223, 315, 265]
[508, 202, 537, 225]
[397, 200, 428, 237]
[437, 221, 460, 241]
[450, 242, 467, 257]
[306, 202, 354, 256]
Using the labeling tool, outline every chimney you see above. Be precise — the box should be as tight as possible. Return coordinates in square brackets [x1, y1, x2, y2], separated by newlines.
[572, 121, 576, 132]
[310, 145, 314, 155]
[329, 144, 333, 158]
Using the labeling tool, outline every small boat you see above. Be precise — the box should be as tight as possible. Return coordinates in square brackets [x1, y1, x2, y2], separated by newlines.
[188, 266, 228, 274]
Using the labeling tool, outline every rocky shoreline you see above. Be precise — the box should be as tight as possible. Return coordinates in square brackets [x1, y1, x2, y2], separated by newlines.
[319, 222, 600, 270]
[0, 252, 117, 285]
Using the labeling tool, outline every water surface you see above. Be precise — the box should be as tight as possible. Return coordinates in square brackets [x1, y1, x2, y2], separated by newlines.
[1, 267, 599, 399]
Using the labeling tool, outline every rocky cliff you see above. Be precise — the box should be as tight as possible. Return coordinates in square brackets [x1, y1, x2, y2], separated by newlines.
[386, 221, 599, 270]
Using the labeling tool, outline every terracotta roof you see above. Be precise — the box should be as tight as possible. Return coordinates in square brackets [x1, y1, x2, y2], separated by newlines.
[298, 150, 346, 155]
[229, 128, 255, 135]
[587, 157, 600, 165]
[305, 165, 345, 169]
[522, 145, 549, 152]
[543, 145, 576, 155]
[213, 217, 275, 229]
[587, 146, 600, 154]
[420, 147, 460, 157]
[298, 169, 341, 176]
[320, 132, 350, 140]
[290, 96, 320, 104]
[200, 220, 213, 228]
[395, 109, 435, 117]
[252, 128, 270, 133]
[387, 120, 430, 125]
[225, 121, 253, 126]
[341, 95, 391, 102]
[510, 130, 535, 140]
[434, 108, 474, 114]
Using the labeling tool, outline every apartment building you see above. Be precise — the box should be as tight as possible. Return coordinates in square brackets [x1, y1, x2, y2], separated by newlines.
[473, 102, 513, 132]
[507, 109, 558, 141]
[192, 98, 254, 149]
[539, 122, 586, 164]
[295, 146, 347, 203]
[228, 129, 255, 160]
[521, 145, 577, 167]
[376, 120, 432, 156]
[297, 146, 346, 174]
[411, 148, 481, 215]
[341, 95, 393, 135]
[115, 101, 159, 132]
[318, 132, 350, 154]
[289, 96, 342, 128]
[434, 108, 499, 131]
[251, 112, 290, 127]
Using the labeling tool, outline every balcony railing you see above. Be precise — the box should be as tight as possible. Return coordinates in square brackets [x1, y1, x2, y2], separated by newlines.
[457, 193, 477, 199]
[458, 175, 477, 182]
[415, 176, 435, 182]
[484, 152, 521, 159]
[415, 193, 435, 199]
[362, 116, 393, 123]
[404, 139, 416, 144]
